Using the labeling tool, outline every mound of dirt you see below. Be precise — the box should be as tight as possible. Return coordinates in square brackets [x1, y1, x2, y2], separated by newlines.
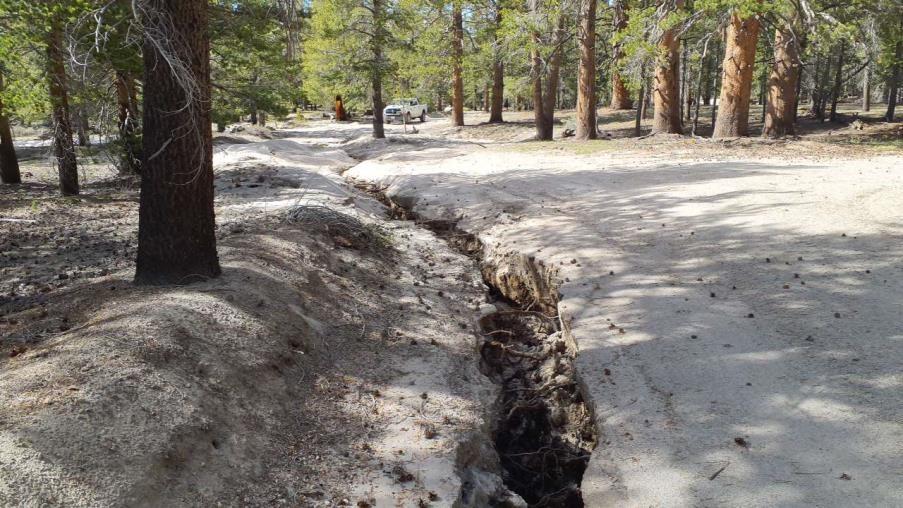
[0, 138, 499, 507]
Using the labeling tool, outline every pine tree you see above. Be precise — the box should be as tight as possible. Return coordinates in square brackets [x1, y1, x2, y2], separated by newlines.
[134, 0, 220, 285]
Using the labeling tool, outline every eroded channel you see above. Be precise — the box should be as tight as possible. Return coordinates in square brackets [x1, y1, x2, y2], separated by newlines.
[356, 181, 598, 507]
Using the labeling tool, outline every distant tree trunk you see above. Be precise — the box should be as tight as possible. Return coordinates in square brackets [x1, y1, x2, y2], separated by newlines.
[763, 23, 800, 137]
[541, 16, 565, 139]
[483, 83, 490, 112]
[489, 5, 504, 123]
[371, 75, 385, 138]
[135, 0, 220, 285]
[692, 39, 711, 136]
[610, 0, 632, 109]
[451, 4, 465, 127]
[809, 54, 821, 116]
[829, 40, 845, 122]
[370, 0, 386, 138]
[652, 0, 683, 134]
[47, 18, 79, 195]
[490, 58, 504, 122]
[862, 66, 871, 112]
[885, 35, 901, 122]
[335, 94, 348, 121]
[634, 74, 645, 136]
[115, 70, 141, 172]
[712, 12, 760, 138]
[575, 0, 598, 139]
[531, 47, 549, 139]
[0, 71, 21, 184]
[680, 44, 689, 121]
[75, 108, 90, 146]
[702, 60, 712, 106]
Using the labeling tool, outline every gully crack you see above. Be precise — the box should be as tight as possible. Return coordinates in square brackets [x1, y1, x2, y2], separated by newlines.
[354, 181, 598, 507]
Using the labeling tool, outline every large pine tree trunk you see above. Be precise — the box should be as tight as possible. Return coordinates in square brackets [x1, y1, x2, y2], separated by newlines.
[713, 12, 760, 138]
[575, 0, 597, 140]
[652, 0, 683, 134]
[885, 36, 901, 122]
[610, 0, 632, 110]
[135, 0, 220, 285]
[763, 24, 800, 137]
[451, 4, 465, 127]
[0, 71, 21, 184]
[47, 19, 79, 195]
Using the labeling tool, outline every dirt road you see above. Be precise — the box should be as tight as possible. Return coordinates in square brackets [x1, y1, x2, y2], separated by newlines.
[339, 116, 903, 506]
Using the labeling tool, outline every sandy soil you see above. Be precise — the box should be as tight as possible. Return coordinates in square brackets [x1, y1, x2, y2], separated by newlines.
[344, 112, 903, 506]
[1, 134, 500, 507]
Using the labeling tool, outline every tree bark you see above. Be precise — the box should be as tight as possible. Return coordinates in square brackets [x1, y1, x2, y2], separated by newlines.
[451, 4, 465, 127]
[47, 18, 79, 195]
[489, 4, 504, 123]
[763, 23, 800, 137]
[610, 0, 632, 109]
[75, 108, 90, 146]
[862, 66, 870, 112]
[531, 46, 550, 139]
[0, 71, 20, 184]
[712, 12, 760, 138]
[370, 0, 386, 138]
[490, 58, 504, 122]
[115, 70, 141, 172]
[575, 0, 598, 139]
[540, 16, 565, 138]
[885, 36, 901, 122]
[829, 40, 845, 122]
[135, 0, 220, 285]
[334, 94, 348, 121]
[652, 0, 683, 134]
[634, 78, 645, 136]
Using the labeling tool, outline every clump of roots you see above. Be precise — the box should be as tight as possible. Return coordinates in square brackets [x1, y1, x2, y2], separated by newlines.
[479, 310, 596, 507]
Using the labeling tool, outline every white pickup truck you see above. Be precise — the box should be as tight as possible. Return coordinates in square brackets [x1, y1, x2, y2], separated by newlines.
[383, 98, 428, 123]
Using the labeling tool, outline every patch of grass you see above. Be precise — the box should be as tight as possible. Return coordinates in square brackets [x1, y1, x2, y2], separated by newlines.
[837, 136, 903, 151]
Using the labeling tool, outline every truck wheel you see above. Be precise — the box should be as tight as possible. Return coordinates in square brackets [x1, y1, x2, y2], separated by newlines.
[420, 111, 426, 122]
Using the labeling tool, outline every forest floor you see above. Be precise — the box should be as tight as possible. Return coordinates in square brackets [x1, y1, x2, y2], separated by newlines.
[1, 104, 902, 507]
